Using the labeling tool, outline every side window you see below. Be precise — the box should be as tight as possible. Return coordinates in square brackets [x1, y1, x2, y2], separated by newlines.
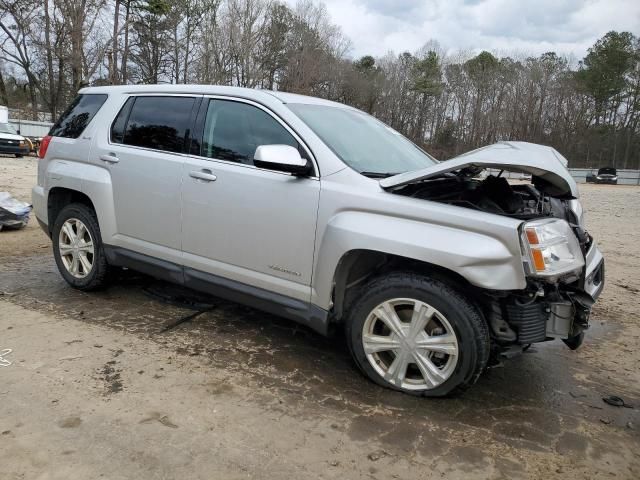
[50, 94, 108, 139]
[122, 96, 195, 153]
[110, 97, 135, 144]
[201, 99, 298, 164]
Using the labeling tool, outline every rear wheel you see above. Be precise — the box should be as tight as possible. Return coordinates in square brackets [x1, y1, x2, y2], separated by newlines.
[52, 203, 111, 291]
[345, 272, 490, 397]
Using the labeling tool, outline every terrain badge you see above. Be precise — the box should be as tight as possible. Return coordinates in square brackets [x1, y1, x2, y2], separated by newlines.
[268, 265, 302, 277]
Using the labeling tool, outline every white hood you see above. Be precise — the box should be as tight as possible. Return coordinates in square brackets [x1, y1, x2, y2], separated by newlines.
[0, 132, 24, 141]
[380, 141, 578, 197]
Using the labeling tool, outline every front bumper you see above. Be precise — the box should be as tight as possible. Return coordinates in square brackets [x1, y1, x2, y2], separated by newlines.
[583, 242, 604, 300]
[0, 144, 30, 155]
[594, 177, 617, 184]
[491, 241, 604, 347]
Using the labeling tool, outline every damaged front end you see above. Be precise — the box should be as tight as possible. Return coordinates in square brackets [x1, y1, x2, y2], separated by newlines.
[381, 141, 605, 355]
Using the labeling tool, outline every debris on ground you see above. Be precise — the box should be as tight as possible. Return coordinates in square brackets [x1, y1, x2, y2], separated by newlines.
[0, 192, 31, 231]
[139, 412, 179, 429]
[158, 308, 214, 333]
[614, 283, 639, 294]
[603, 395, 634, 408]
[143, 282, 216, 311]
[603, 395, 625, 407]
[367, 450, 389, 461]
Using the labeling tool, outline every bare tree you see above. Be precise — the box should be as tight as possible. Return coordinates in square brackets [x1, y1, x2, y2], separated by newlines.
[0, 0, 637, 169]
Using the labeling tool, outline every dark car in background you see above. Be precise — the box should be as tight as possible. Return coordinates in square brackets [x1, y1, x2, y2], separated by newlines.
[587, 167, 618, 185]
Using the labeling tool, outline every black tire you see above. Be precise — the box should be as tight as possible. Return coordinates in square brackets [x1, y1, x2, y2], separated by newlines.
[52, 203, 111, 291]
[345, 272, 490, 397]
[15, 154, 22, 158]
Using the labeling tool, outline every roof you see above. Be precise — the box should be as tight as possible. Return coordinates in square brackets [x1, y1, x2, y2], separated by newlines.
[79, 84, 350, 109]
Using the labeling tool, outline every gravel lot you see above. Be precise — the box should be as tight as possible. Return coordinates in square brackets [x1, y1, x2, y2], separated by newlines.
[1, 156, 639, 479]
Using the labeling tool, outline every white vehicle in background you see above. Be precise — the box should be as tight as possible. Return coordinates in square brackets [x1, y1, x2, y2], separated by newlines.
[0, 106, 30, 157]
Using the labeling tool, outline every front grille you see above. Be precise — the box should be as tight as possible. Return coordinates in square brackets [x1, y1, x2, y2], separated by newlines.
[505, 303, 547, 344]
[0, 139, 19, 146]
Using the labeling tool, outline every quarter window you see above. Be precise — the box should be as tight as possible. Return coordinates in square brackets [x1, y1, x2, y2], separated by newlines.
[110, 97, 135, 144]
[50, 94, 108, 139]
[119, 96, 196, 153]
[201, 99, 299, 164]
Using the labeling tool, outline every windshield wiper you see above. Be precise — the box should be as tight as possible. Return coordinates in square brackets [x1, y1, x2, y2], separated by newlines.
[360, 171, 401, 178]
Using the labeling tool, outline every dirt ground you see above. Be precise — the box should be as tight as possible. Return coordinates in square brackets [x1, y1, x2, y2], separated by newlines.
[1, 155, 639, 479]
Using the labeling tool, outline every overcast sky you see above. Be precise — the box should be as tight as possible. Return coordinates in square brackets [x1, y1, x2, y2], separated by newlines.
[284, 0, 640, 60]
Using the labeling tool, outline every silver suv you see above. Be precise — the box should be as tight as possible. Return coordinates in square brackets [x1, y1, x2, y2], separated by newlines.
[32, 85, 604, 396]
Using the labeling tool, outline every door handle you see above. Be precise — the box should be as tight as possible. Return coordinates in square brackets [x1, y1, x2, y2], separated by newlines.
[100, 153, 120, 164]
[189, 170, 217, 182]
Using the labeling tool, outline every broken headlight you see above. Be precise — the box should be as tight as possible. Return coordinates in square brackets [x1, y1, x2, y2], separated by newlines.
[522, 218, 584, 279]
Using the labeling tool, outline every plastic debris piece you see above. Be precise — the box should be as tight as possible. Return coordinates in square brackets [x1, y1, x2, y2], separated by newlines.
[0, 192, 32, 230]
[602, 395, 625, 407]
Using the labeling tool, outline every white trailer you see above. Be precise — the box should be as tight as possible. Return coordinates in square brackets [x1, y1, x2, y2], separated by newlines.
[9, 119, 53, 138]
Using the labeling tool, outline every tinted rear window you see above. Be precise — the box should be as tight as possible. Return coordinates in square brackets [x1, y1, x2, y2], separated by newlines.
[50, 94, 108, 138]
[121, 96, 195, 153]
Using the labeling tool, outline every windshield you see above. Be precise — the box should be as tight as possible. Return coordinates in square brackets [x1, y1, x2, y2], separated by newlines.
[0, 123, 17, 135]
[598, 167, 616, 175]
[287, 103, 437, 176]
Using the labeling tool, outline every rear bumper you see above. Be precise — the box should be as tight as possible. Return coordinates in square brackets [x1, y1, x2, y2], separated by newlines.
[31, 185, 48, 234]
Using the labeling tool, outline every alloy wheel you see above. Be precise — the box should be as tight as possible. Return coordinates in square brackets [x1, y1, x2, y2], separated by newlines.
[58, 218, 95, 279]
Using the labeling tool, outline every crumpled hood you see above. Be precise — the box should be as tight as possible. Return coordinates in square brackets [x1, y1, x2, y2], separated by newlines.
[380, 141, 578, 197]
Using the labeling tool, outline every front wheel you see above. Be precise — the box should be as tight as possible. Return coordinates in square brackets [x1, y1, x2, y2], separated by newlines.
[345, 272, 490, 397]
[52, 203, 111, 291]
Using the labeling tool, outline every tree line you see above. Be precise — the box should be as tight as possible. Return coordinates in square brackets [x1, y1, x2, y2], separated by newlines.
[1, 0, 639, 169]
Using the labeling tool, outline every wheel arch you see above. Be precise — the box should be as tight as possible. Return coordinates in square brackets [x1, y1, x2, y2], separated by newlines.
[47, 187, 96, 237]
[331, 249, 477, 323]
[43, 160, 116, 243]
[312, 210, 526, 316]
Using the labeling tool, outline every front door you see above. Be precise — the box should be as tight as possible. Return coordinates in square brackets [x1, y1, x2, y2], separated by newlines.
[181, 98, 320, 301]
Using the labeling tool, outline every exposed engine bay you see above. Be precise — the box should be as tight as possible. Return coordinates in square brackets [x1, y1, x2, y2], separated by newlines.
[391, 168, 592, 252]
[393, 169, 571, 221]
[389, 167, 603, 358]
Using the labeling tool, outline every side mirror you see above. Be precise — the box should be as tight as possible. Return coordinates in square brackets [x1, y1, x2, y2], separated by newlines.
[254, 145, 312, 176]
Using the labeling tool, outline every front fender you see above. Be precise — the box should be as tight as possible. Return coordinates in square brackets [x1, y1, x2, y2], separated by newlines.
[312, 211, 527, 310]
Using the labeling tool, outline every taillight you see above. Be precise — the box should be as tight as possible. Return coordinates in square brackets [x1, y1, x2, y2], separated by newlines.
[38, 135, 52, 159]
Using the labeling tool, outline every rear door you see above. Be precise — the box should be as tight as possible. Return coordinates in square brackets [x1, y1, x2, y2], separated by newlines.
[181, 97, 320, 301]
[93, 94, 199, 263]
